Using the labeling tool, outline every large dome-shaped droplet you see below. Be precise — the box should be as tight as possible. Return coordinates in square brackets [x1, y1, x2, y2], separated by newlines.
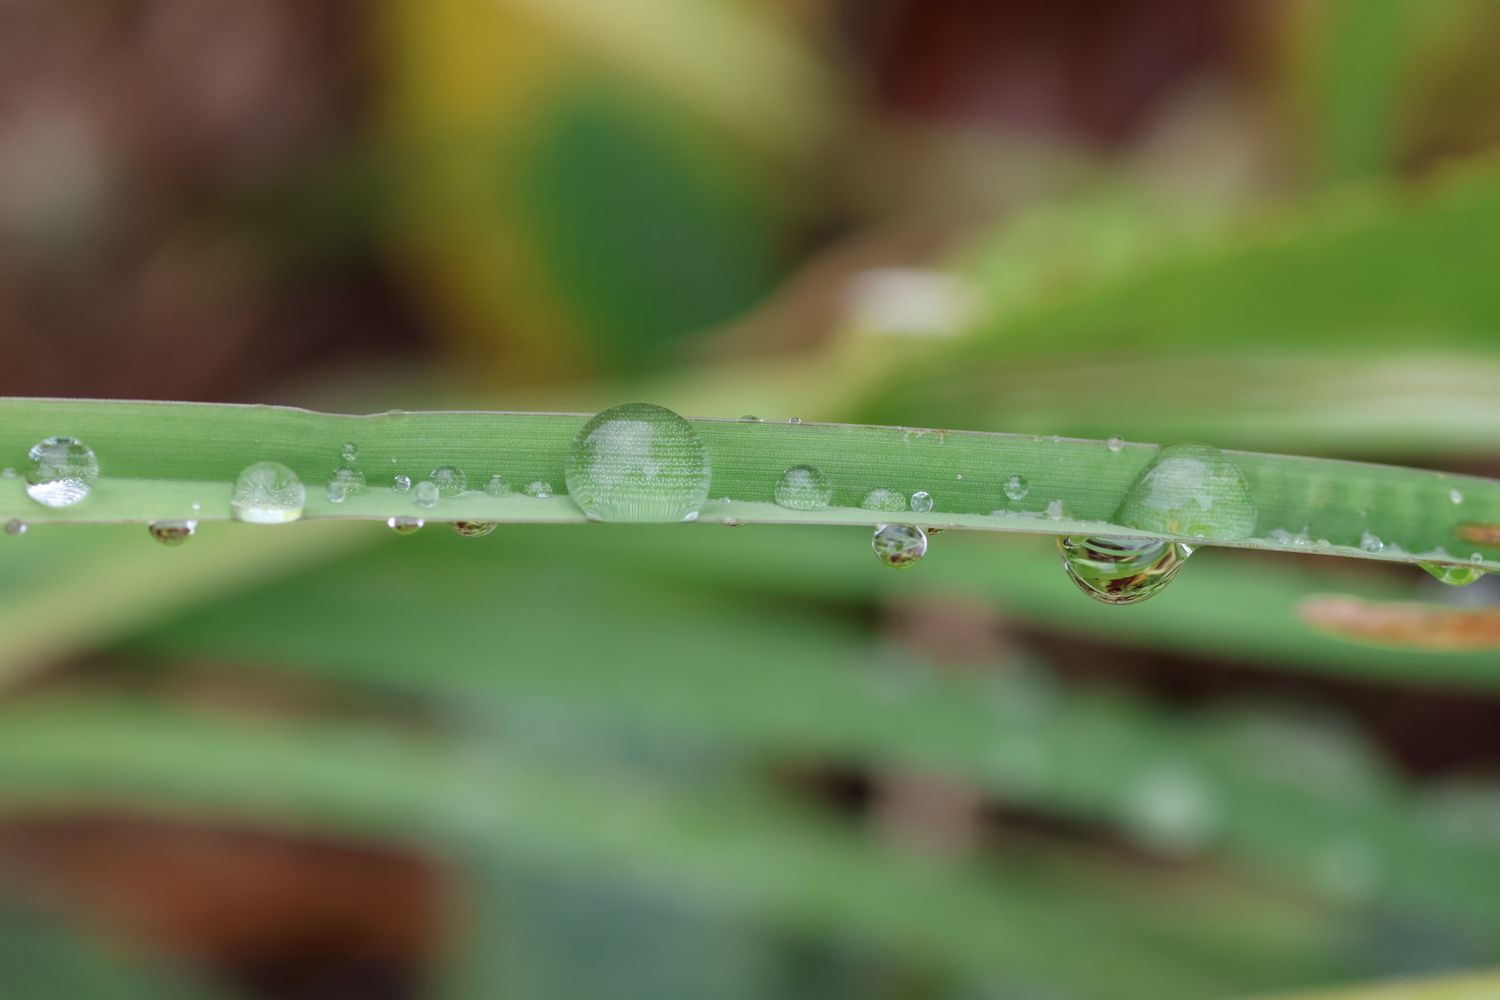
[230, 462, 305, 523]
[1421, 562, 1485, 586]
[564, 403, 710, 522]
[26, 437, 98, 507]
[1115, 443, 1256, 540]
[774, 465, 832, 510]
[1058, 536, 1190, 605]
[872, 524, 927, 569]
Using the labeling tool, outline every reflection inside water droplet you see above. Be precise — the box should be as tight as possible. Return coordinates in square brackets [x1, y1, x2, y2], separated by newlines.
[4, 519, 25, 536]
[393, 475, 411, 492]
[230, 462, 305, 524]
[564, 403, 710, 522]
[909, 490, 933, 513]
[774, 465, 832, 510]
[861, 488, 907, 512]
[26, 436, 98, 507]
[872, 524, 927, 569]
[413, 481, 439, 507]
[484, 475, 509, 497]
[1422, 562, 1486, 586]
[1107, 436, 1124, 452]
[1004, 475, 1029, 501]
[452, 521, 497, 538]
[431, 466, 467, 496]
[1058, 536, 1189, 605]
[525, 481, 553, 498]
[149, 520, 197, 546]
[387, 516, 423, 534]
[326, 467, 365, 503]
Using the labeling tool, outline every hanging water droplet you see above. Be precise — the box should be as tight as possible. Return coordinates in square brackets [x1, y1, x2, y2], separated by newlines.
[1115, 443, 1256, 540]
[909, 491, 933, 513]
[431, 466, 468, 496]
[1004, 475, 1029, 501]
[524, 481, 553, 498]
[1422, 562, 1485, 586]
[452, 521, 497, 538]
[326, 467, 365, 503]
[4, 519, 25, 536]
[341, 442, 359, 463]
[26, 437, 98, 507]
[774, 465, 832, 510]
[1058, 536, 1190, 605]
[1451, 489, 1464, 504]
[387, 516, 423, 534]
[564, 403, 710, 523]
[413, 481, 439, 507]
[861, 488, 907, 512]
[484, 475, 509, 496]
[230, 462, 305, 524]
[149, 520, 197, 546]
[872, 524, 927, 569]
[1107, 436, 1124, 452]
[1359, 531, 1384, 553]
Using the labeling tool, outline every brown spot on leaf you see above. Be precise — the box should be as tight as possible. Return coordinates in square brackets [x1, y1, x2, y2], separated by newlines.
[1457, 523, 1500, 548]
[1299, 594, 1500, 651]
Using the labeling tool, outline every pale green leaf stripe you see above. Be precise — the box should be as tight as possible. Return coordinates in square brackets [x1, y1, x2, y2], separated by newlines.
[1243, 968, 1500, 1000]
[0, 701, 1348, 1000]
[2, 398, 1498, 569]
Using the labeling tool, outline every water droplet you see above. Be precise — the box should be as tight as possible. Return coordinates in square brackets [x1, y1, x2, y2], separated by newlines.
[564, 403, 710, 523]
[739, 415, 761, 422]
[1058, 536, 1189, 605]
[341, 442, 359, 463]
[909, 491, 933, 513]
[230, 462, 305, 524]
[413, 481, 439, 507]
[1451, 489, 1464, 504]
[1422, 562, 1485, 586]
[452, 521, 497, 538]
[788, 417, 802, 424]
[774, 465, 832, 510]
[0, 468, 14, 478]
[1474, 553, 1486, 564]
[26, 437, 98, 507]
[191, 503, 201, 511]
[431, 466, 467, 496]
[525, 481, 553, 498]
[1360, 531, 1384, 553]
[387, 516, 423, 534]
[1121, 763, 1216, 851]
[1002, 475, 1030, 502]
[872, 524, 927, 569]
[393, 475, 412, 492]
[149, 520, 197, 546]
[326, 467, 365, 503]
[484, 475, 509, 497]
[1107, 436, 1124, 452]
[861, 488, 908, 512]
[1115, 443, 1256, 539]
[4, 519, 25, 536]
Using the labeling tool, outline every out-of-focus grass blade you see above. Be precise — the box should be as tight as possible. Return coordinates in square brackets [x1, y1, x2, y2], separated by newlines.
[5, 398, 1500, 572]
[128, 529, 1500, 926]
[1243, 967, 1500, 1000]
[0, 521, 370, 688]
[0, 700, 1350, 1000]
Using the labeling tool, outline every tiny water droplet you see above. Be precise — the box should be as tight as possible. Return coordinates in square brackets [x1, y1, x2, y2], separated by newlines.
[872, 524, 927, 569]
[431, 466, 467, 496]
[739, 415, 761, 422]
[387, 516, 423, 534]
[149, 520, 197, 546]
[230, 462, 305, 524]
[26, 437, 98, 507]
[1058, 536, 1189, 605]
[4, 519, 25, 536]
[565, 403, 710, 522]
[393, 475, 411, 492]
[0, 468, 14, 478]
[861, 488, 907, 512]
[326, 467, 365, 503]
[774, 465, 832, 510]
[1115, 443, 1255, 540]
[1451, 489, 1464, 504]
[1422, 562, 1485, 586]
[1004, 475, 1029, 501]
[525, 481, 553, 498]
[413, 481, 439, 507]
[452, 521, 497, 538]
[909, 491, 933, 513]
[788, 417, 802, 424]
[1359, 531, 1384, 553]
[191, 503, 201, 511]
[1474, 553, 1486, 564]
[484, 475, 509, 496]
[341, 442, 358, 463]
[1107, 436, 1124, 452]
